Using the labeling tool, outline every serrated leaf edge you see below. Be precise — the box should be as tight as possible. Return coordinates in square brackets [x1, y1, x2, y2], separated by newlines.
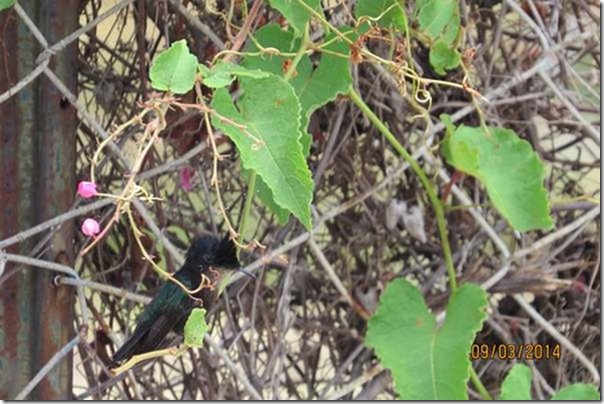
[240, 89, 312, 228]
[212, 78, 313, 229]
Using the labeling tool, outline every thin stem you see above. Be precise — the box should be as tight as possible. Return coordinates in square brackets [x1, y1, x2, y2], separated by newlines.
[293, 0, 354, 46]
[348, 86, 500, 398]
[111, 346, 188, 375]
[470, 367, 493, 400]
[284, 22, 310, 81]
[347, 86, 457, 291]
[237, 171, 257, 255]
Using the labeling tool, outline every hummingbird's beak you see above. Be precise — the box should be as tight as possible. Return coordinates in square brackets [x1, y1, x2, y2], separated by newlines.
[236, 266, 256, 280]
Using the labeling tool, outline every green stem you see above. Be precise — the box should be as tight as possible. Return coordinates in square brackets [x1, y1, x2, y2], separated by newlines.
[349, 84, 494, 401]
[347, 87, 457, 291]
[284, 22, 310, 81]
[470, 367, 493, 400]
[293, 0, 354, 46]
[237, 171, 256, 255]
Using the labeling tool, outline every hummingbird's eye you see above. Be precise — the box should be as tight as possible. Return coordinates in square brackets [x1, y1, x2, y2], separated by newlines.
[202, 254, 211, 263]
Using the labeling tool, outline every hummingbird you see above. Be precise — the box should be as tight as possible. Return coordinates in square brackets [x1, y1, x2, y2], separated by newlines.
[110, 234, 255, 367]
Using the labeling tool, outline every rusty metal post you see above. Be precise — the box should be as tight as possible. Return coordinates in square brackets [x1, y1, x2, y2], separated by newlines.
[0, 1, 78, 400]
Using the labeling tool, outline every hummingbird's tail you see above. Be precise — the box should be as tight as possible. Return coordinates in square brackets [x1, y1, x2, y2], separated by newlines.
[110, 328, 148, 367]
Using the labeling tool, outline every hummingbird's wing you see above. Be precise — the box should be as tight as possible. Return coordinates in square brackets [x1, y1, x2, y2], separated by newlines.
[110, 282, 193, 366]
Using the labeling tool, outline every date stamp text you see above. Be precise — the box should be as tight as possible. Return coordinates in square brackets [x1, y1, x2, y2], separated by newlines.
[470, 343, 561, 360]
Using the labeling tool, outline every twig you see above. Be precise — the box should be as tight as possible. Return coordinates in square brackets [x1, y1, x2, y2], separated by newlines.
[513, 294, 600, 385]
[503, 0, 551, 49]
[166, 0, 225, 50]
[35, 0, 136, 64]
[131, 198, 185, 265]
[324, 365, 382, 400]
[222, 0, 264, 63]
[13, 335, 81, 400]
[0, 198, 113, 249]
[57, 276, 150, 304]
[204, 335, 263, 399]
[538, 71, 600, 143]
[514, 206, 600, 259]
[308, 237, 371, 320]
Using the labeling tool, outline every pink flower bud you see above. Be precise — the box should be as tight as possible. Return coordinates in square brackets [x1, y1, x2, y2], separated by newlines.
[77, 181, 98, 198]
[81, 218, 100, 237]
[179, 166, 196, 192]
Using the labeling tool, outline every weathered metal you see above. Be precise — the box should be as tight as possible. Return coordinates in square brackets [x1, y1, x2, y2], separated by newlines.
[0, 1, 78, 399]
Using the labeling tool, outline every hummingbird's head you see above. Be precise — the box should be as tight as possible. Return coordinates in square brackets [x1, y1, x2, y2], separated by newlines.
[186, 234, 255, 279]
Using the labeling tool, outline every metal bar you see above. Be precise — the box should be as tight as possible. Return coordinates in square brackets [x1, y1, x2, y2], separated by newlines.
[31, 1, 79, 399]
[0, 3, 39, 399]
[0, 1, 79, 399]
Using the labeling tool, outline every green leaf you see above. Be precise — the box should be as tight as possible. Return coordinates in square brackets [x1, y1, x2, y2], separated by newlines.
[499, 364, 533, 400]
[199, 61, 270, 89]
[551, 384, 600, 400]
[0, 0, 16, 12]
[267, 0, 323, 35]
[242, 167, 290, 224]
[355, 0, 407, 32]
[417, 0, 460, 45]
[211, 76, 313, 229]
[498, 365, 600, 400]
[198, 63, 233, 88]
[441, 120, 553, 231]
[184, 308, 209, 348]
[365, 279, 488, 399]
[429, 40, 461, 75]
[244, 24, 302, 74]
[150, 40, 198, 94]
[296, 29, 355, 130]
[415, 0, 460, 74]
[243, 24, 355, 155]
[255, 175, 290, 224]
[441, 113, 457, 137]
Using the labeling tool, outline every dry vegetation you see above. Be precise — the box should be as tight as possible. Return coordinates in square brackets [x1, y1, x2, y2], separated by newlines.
[4, 0, 600, 400]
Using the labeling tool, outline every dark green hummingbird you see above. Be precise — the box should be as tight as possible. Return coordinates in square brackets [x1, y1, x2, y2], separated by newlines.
[110, 234, 255, 367]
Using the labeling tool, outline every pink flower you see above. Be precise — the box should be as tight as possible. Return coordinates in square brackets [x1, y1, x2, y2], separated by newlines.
[77, 181, 98, 198]
[179, 166, 196, 192]
[81, 218, 100, 237]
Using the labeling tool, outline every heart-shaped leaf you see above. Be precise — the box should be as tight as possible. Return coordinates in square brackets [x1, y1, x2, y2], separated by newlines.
[365, 279, 488, 399]
[150, 40, 197, 94]
[442, 115, 553, 231]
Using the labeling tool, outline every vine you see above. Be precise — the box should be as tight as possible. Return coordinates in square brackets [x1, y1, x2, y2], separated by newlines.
[72, 0, 593, 399]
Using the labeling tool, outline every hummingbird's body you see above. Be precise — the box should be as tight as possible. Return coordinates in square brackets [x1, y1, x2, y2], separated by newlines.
[110, 234, 250, 367]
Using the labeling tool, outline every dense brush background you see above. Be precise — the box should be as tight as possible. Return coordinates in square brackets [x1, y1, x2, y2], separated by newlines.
[0, 0, 599, 400]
